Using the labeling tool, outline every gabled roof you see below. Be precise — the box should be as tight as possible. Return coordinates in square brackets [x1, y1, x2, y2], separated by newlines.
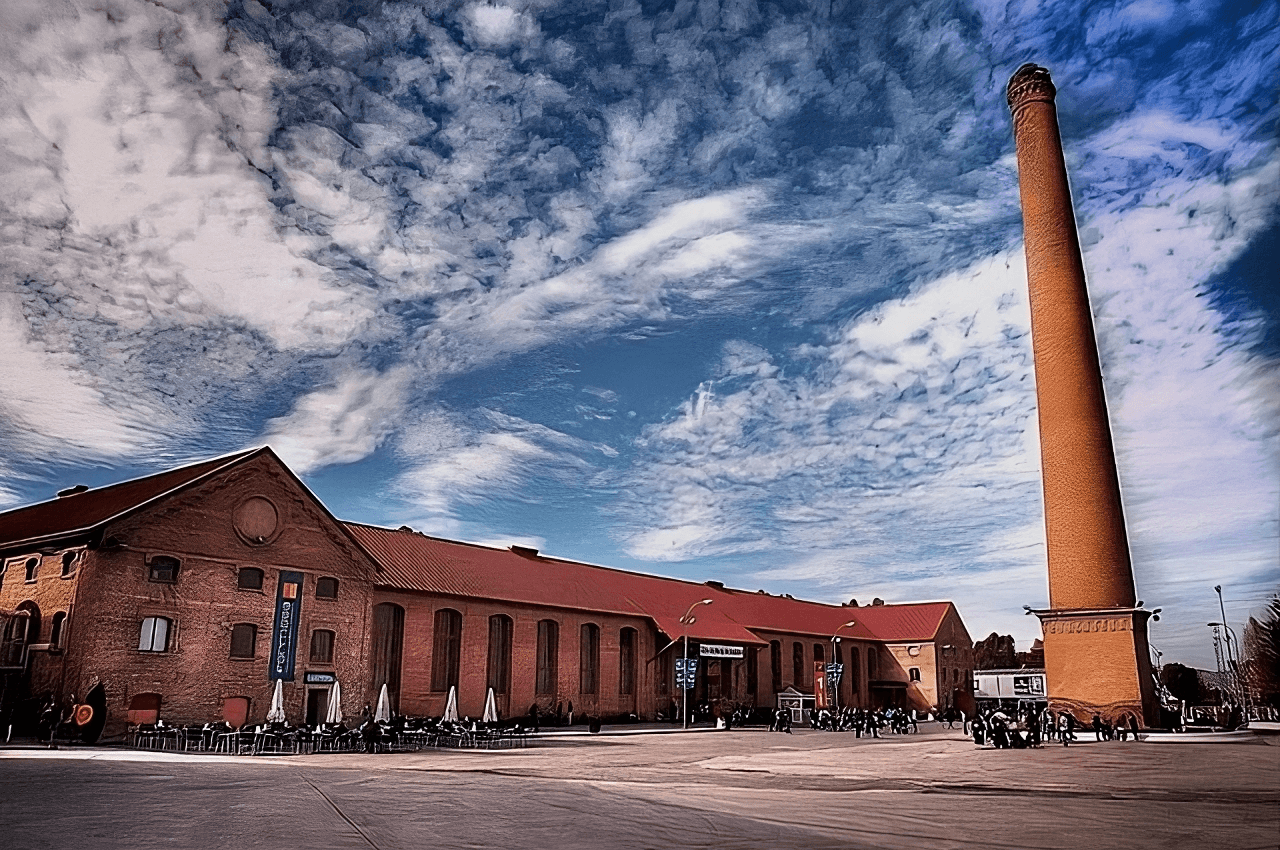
[0, 448, 261, 551]
[346, 522, 954, 645]
[844, 601, 953, 642]
[346, 523, 765, 645]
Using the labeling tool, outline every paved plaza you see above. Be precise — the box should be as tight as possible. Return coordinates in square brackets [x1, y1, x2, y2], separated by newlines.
[1, 725, 1276, 849]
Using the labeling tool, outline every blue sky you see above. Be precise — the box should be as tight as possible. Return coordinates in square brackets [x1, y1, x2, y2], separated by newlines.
[0, 0, 1275, 668]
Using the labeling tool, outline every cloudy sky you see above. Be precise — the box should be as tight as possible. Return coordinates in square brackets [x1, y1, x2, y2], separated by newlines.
[0, 0, 1275, 667]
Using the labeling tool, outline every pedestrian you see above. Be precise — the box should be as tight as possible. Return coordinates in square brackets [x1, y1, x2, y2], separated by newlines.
[1092, 712, 1104, 741]
[529, 703, 540, 733]
[567, 701, 574, 726]
[1128, 712, 1140, 740]
[1059, 712, 1072, 746]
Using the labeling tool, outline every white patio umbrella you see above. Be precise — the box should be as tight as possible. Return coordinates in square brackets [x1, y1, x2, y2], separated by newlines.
[325, 680, 343, 725]
[443, 685, 459, 722]
[374, 683, 391, 723]
[482, 687, 498, 723]
[266, 679, 286, 724]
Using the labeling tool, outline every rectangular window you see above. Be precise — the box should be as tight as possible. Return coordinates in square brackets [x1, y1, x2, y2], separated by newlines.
[310, 629, 335, 663]
[536, 620, 559, 695]
[618, 628, 636, 696]
[148, 556, 180, 583]
[579, 623, 599, 695]
[431, 609, 463, 692]
[238, 568, 264, 591]
[487, 615, 513, 695]
[770, 641, 782, 692]
[746, 645, 759, 696]
[138, 617, 171, 652]
[793, 642, 805, 689]
[230, 623, 257, 659]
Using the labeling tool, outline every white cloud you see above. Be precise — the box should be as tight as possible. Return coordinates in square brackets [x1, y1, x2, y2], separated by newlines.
[263, 367, 413, 474]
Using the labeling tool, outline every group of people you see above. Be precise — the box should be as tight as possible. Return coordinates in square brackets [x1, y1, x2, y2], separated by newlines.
[766, 705, 920, 736]
[968, 704, 1143, 748]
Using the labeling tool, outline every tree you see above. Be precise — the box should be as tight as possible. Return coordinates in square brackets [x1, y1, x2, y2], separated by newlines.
[1160, 662, 1204, 705]
[974, 633, 1017, 670]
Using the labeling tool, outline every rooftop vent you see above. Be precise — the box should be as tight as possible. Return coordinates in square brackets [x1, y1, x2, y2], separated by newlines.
[510, 545, 539, 558]
[704, 580, 724, 589]
[398, 525, 414, 532]
[847, 598, 859, 607]
[57, 485, 89, 498]
[871, 597, 885, 606]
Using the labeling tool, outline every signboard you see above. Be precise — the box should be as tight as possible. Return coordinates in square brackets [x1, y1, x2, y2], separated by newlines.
[304, 671, 336, 684]
[1013, 674, 1045, 696]
[269, 571, 304, 681]
[698, 644, 744, 659]
[826, 662, 844, 687]
[674, 658, 698, 690]
[814, 661, 831, 710]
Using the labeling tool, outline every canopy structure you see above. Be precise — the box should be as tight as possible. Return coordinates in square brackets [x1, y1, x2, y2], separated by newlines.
[443, 685, 459, 722]
[482, 688, 498, 723]
[325, 680, 343, 725]
[266, 679, 286, 724]
[374, 683, 391, 723]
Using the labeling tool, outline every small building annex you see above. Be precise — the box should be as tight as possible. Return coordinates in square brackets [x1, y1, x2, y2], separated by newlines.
[0, 448, 974, 736]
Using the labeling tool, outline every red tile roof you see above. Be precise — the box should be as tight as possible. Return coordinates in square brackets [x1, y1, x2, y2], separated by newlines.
[0, 449, 260, 550]
[346, 522, 953, 644]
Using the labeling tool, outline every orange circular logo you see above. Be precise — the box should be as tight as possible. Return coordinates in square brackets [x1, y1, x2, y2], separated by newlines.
[74, 704, 94, 726]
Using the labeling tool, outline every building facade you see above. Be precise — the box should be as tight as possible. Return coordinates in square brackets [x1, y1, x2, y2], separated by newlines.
[0, 449, 973, 737]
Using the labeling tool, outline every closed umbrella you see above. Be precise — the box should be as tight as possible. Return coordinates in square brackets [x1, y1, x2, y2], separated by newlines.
[374, 683, 391, 723]
[443, 685, 459, 722]
[483, 688, 498, 723]
[267, 679, 286, 724]
[325, 680, 343, 725]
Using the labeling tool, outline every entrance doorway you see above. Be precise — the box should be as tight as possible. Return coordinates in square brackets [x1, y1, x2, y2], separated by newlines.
[306, 689, 329, 726]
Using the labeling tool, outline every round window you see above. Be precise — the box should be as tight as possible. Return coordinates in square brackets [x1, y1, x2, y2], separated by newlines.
[233, 497, 279, 544]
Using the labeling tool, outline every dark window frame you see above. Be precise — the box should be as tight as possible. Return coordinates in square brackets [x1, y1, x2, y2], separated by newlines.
[792, 641, 805, 690]
[579, 623, 600, 695]
[49, 611, 67, 648]
[770, 641, 782, 693]
[431, 608, 463, 693]
[147, 555, 180, 584]
[309, 629, 335, 663]
[60, 552, 77, 578]
[24, 558, 38, 583]
[315, 576, 339, 599]
[618, 627, 637, 696]
[237, 567, 264, 591]
[487, 614, 513, 695]
[536, 619, 559, 696]
[229, 623, 257, 659]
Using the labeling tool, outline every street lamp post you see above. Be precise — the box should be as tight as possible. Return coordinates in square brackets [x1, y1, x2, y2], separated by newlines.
[680, 599, 714, 731]
[829, 621, 857, 710]
[1208, 621, 1246, 713]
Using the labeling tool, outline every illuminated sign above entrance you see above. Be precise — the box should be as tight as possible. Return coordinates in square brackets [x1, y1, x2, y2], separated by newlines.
[698, 644, 744, 659]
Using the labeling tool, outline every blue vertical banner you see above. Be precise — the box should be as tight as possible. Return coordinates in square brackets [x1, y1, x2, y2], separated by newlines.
[270, 571, 304, 681]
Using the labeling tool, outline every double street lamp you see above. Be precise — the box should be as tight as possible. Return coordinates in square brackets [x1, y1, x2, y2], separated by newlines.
[828, 621, 857, 710]
[679, 599, 714, 730]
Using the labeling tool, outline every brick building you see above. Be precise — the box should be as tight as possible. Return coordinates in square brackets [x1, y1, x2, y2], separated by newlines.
[0, 448, 973, 736]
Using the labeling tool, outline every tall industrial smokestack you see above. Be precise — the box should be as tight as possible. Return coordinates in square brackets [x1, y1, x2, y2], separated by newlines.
[1007, 63, 1157, 725]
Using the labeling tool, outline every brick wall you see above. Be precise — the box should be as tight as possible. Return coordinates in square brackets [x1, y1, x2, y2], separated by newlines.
[59, 454, 377, 734]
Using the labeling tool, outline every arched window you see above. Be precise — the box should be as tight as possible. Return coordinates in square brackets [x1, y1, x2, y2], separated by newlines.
[316, 577, 339, 599]
[770, 641, 782, 692]
[792, 641, 805, 689]
[536, 619, 559, 695]
[618, 628, 637, 696]
[431, 608, 462, 692]
[746, 644, 759, 696]
[909, 667, 921, 682]
[15, 601, 40, 644]
[61, 552, 77, 577]
[24, 558, 38, 582]
[867, 646, 879, 680]
[487, 615, 513, 695]
[229, 623, 256, 658]
[813, 643, 825, 663]
[148, 555, 180, 583]
[310, 629, 335, 663]
[579, 623, 600, 695]
[372, 603, 405, 705]
[49, 612, 67, 648]
[139, 617, 171, 652]
[849, 646, 861, 692]
[237, 568, 264, 591]
[128, 693, 162, 725]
